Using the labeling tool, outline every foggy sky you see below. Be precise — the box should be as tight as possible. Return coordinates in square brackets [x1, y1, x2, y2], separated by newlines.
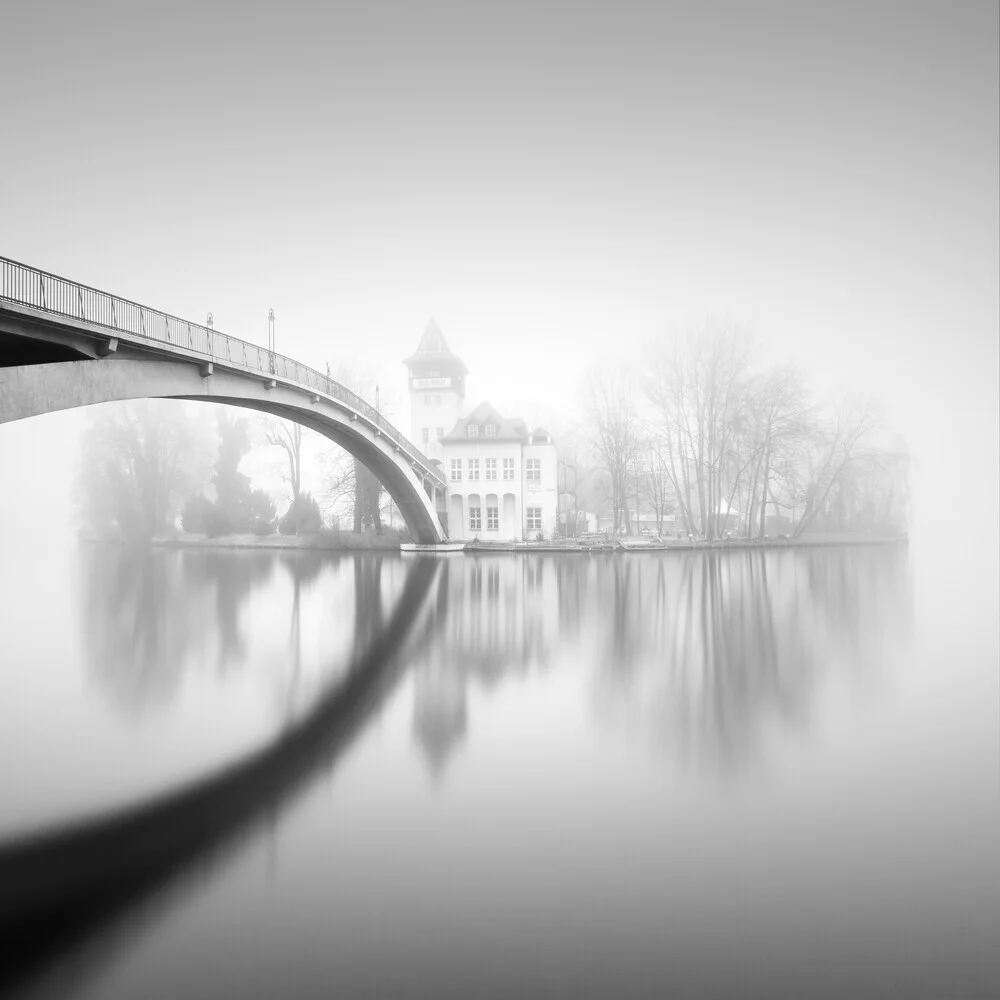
[0, 1, 997, 547]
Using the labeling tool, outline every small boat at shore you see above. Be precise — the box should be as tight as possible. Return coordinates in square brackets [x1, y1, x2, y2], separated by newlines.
[400, 541, 467, 554]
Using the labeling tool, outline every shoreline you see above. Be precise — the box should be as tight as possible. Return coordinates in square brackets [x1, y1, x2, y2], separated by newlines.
[461, 533, 908, 554]
[146, 533, 404, 552]
[110, 532, 910, 555]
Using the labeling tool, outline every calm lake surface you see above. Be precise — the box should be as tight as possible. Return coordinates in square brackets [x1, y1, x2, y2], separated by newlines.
[1, 538, 997, 998]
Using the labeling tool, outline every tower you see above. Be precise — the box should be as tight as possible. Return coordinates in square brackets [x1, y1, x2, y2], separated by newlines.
[404, 319, 468, 462]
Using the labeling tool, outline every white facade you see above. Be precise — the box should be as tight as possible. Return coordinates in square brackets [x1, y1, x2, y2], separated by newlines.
[438, 405, 559, 541]
[444, 438, 524, 541]
[410, 378, 464, 463]
[522, 436, 559, 539]
[404, 327, 560, 542]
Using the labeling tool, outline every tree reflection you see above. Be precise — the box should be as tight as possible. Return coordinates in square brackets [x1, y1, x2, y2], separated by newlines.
[82, 546, 212, 712]
[408, 546, 911, 779]
[353, 554, 385, 649]
[270, 551, 333, 719]
[594, 546, 911, 771]
[82, 545, 411, 726]
[81, 544, 911, 776]
[82, 547, 273, 714]
[183, 551, 277, 670]
[273, 552, 389, 719]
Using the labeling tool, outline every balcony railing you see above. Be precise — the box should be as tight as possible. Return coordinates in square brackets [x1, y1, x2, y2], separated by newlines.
[0, 256, 443, 484]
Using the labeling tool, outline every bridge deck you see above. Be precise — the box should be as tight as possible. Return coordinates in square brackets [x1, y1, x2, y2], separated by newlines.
[0, 256, 445, 488]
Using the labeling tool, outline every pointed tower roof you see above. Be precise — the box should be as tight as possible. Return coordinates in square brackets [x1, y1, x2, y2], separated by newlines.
[403, 319, 469, 374]
[416, 318, 450, 355]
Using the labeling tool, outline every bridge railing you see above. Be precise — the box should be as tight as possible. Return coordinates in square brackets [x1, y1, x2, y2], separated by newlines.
[0, 256, 444, 485]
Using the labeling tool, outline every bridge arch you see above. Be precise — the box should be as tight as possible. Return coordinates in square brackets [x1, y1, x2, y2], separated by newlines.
[0, 357, 448, 543]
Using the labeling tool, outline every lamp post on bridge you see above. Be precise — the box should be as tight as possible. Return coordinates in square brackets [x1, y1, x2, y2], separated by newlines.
[267, 308, 275, 374]
[206, 312, 213, 355]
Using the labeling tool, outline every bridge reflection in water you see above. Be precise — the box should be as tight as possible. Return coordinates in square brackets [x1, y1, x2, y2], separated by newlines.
[0, 554, 442, 996]
[0, 544, 911, 996]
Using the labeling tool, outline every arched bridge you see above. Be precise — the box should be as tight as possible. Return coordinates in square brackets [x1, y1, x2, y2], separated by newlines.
[0, 257, 448, 543]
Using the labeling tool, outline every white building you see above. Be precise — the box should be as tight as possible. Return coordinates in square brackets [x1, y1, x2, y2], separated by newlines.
[404, 324, 560, 541]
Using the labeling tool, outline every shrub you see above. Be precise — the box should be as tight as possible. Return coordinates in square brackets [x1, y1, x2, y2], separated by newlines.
[181, 494, 215, 534]
[249, 489, 276, 536]
[203, 505, 234, 538]
[251, 516, 274, 536]
[279, 493, 323, 536]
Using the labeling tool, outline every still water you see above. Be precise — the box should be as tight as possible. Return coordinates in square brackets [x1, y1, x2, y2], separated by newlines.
[1, 540, 997, 998]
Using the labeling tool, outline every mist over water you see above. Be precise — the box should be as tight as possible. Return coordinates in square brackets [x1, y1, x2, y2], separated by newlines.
[2, 539, 996, 998]
[0, 546, 411, 835]
[0, 4, 996, 997]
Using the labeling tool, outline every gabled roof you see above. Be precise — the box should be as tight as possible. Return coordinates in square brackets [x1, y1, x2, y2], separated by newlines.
[403, 319, 469, 374]
[443, 400, 527, 442]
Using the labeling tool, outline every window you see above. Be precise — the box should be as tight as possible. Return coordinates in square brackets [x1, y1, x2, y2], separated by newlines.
[422, 428, 429, 443]
[469, 504, 481, 532]
[527, 507, 542, 531]
[436, 427, 444, 439]
[486, 506, 498, 531]
[469, 459, 480, 480]
[485, 458, 497, 480]
[526, 458, 541, 482]
[450, 459, 462, 481]
[434, 394, 442, 405]
[424, 395, 431, 405]
[467, 424, 479, 437]
[503, 458, 514, 480]
[485, 423, 497, 437]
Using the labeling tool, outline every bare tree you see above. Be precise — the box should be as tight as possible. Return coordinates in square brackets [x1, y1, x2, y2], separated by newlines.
[320, 448, 356, 527]
[638, 439, 675, 536]
[324, 360, 392, 534]
[742, 366, 812, 539]
[264, 418, 304, 503]
[354, 462, 384, 534]
[585, 366, 641, 534]
[635, 321, 906, 541]
[77, 400, 212, 539]
[792, 392, 884, 538]
[862, 435, 911, 531]
[645, 322, 753, 540]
